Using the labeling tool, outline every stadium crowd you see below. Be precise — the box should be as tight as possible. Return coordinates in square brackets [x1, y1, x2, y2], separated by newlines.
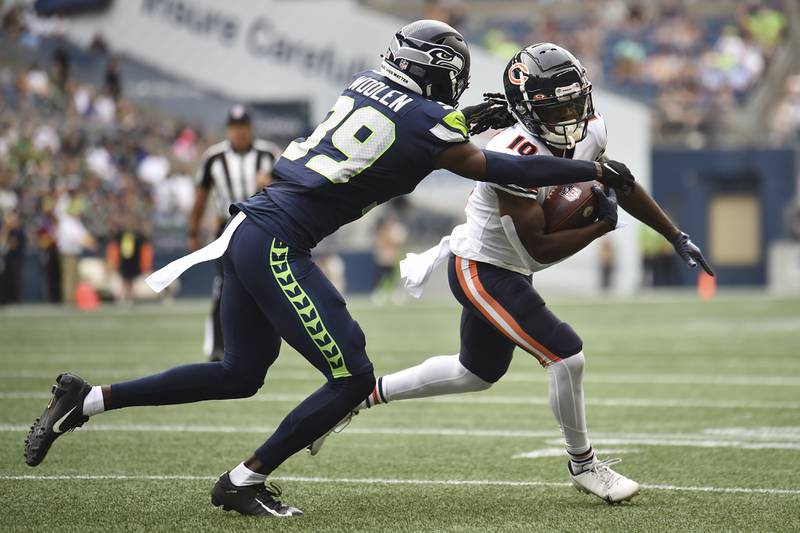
[428, 0, 789, 146]
[0, 14, 214, 303]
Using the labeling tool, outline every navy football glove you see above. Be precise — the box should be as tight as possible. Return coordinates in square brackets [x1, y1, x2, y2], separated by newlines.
[597, 160, 635, 195]
[592, 185, 618, 229]
[672, 231, 715, 276]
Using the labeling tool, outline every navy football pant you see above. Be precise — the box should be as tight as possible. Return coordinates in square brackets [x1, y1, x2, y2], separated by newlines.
[111, 218, 375, 472]
[448, 254, 582, 383]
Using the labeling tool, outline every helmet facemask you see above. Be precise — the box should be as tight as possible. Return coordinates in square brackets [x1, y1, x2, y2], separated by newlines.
[512, 82, 593, 149]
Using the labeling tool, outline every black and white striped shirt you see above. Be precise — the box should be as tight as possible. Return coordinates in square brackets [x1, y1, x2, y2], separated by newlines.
[196, 139, 281, 219]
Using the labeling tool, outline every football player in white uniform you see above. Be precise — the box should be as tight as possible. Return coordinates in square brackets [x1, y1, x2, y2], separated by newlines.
[310, 44, 713, 504]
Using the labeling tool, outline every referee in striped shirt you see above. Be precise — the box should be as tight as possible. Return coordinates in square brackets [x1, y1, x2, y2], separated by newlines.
[188, 105, 281, 361]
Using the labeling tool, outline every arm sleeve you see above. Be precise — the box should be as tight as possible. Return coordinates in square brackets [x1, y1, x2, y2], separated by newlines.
[482, 150, 600, 189]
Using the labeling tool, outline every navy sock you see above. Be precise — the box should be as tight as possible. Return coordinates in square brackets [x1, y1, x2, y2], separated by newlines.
[254, 372, 375, 474]
[110, 362, 263, 409]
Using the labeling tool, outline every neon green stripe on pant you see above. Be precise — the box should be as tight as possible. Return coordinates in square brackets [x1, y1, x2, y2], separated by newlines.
[269, 239, 351, 379]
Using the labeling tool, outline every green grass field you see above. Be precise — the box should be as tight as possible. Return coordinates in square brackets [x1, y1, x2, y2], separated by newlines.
[1, 294, 799, 532]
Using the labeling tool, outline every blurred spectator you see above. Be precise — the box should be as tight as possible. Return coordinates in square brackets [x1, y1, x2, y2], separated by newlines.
[701, 26, 765, 95]
[599, 238, 615, 291]
[104, 56, 122, 102]
[739, 2, 787, 55]
[372, 208, 408, 304]
[50, 47, 70, 93]
[639, 224, 680, 287]
[771, 74, 800, 144]
[640, 225, 661, 288]
[640, 224, 679, 287]
[0, 210, 26, 304]
[55, 193, 95, 304]
[0, 172, 18, 214]
[106, 214, 153, 304]
[35, 205, 61, 302]
[22, 63, 50, 100]
[1, 6, 25, 39]
[172, 127, 200, 164]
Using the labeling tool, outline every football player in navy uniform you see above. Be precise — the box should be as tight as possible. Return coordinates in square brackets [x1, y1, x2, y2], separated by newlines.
[25, 23, 639, 516]
[310, 44, 713, 504]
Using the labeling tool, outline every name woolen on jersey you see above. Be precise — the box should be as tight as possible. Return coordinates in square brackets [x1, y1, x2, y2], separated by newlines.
[348, 76, 414, 112]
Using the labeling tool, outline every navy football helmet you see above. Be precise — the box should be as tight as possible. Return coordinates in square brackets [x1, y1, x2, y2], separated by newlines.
[503, 43, 594, 149]
[381, 19, 470, 107]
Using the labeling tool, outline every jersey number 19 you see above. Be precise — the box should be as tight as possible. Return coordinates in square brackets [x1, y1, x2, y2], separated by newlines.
[282, 96, 396, 184]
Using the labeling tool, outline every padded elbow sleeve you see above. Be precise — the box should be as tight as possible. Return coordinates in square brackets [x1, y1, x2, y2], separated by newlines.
[482, 150, 598, 189]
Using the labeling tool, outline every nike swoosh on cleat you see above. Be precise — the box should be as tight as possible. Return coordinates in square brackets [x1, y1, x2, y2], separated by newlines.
[255, 497, 285, 517]
[52, 406, 77, 434]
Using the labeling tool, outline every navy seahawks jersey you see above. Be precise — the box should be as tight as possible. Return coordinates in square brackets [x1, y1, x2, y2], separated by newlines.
[234, 70, 469, 250]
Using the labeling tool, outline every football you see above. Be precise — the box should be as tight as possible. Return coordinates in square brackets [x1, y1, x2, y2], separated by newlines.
[542, 181, 601, 233]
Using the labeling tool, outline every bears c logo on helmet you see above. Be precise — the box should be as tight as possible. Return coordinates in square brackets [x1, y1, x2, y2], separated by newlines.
[507, 62, 529, 86]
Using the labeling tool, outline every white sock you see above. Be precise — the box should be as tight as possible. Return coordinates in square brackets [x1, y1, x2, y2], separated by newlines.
[359, 354, 492, 410]
[82, 386, 105, 417]
[547, 352, 593, 467]
[228, 462, 266, 487]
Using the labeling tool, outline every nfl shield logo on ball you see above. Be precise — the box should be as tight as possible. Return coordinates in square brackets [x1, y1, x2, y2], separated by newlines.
[560, 185, 581, 202]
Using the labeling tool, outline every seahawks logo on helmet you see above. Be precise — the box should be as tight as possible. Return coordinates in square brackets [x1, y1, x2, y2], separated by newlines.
[427, 47, 464, 71]
[380, 19, 471, 107]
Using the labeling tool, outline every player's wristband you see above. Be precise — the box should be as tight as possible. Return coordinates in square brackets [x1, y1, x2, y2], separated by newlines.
[482, 150, 598, 189]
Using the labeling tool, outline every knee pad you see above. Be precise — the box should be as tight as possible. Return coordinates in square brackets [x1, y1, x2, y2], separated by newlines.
[458, 368, 493, 392]
[554, 350, 585, 373]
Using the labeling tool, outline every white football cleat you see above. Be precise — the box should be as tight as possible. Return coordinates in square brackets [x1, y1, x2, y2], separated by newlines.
[569, 458, 640, 504]
[306, 411, 357, 456]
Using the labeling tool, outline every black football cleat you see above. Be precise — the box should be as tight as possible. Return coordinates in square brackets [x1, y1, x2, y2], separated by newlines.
[211, 472, 304, 517]
[24, 373, 92, 467]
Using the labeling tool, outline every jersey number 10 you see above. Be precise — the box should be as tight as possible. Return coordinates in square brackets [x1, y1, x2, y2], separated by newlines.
[282, 96, 396, 184]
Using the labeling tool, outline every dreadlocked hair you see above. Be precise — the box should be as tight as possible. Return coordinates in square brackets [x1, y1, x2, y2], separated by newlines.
[461, 93, 516, 135]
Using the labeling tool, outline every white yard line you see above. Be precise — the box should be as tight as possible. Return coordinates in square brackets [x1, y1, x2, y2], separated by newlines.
[1, 391, 798, 409]
[504, 373, 800, 387]
[5, 367, 800, 387]
[548, 437, 800, 451]
[5, 369, 800, 387]
[0, 473, 797, 496]
[513, 447, 638, 459]
[1, 423, 798, 446]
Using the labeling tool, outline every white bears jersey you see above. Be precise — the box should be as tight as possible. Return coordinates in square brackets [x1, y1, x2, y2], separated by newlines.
[448, 114, 608, 275]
